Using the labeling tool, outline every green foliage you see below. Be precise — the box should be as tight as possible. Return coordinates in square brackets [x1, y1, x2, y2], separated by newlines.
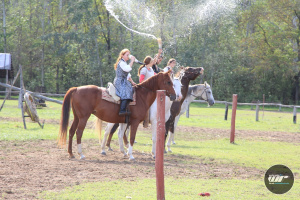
[0, 0, 299, 104]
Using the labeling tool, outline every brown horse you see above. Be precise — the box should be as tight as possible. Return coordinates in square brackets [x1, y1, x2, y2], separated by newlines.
[58, 70, 176, 160]
[104, 67, 203, 155]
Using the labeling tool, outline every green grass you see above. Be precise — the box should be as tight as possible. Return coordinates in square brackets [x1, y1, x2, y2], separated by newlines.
[0, 99, 64, 121]
[1, 100, 299, 133]
[39, 178, 300, 200]
[180, 103, 299, 133]
[192, 102, 295, 112]
[0, 121, 99, 141]
[133, 134, 300, 173]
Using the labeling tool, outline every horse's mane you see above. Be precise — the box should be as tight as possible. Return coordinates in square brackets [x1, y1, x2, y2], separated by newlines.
[175, 69, 185, 80]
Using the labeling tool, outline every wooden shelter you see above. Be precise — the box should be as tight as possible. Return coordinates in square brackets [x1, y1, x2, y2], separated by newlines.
[0, 53, 14, 79]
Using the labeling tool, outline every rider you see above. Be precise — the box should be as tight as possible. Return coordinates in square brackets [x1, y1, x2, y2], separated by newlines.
[139, 49, 163, 82]
[152, 53, 163, 74]
[114, 49, 136, 116]
[163, 58, 176, 75]
[138, 48, 162, 127]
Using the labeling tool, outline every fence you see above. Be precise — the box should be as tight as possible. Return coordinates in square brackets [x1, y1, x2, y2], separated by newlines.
[1, 87, 299, 124]
[186, 100, 300, 124]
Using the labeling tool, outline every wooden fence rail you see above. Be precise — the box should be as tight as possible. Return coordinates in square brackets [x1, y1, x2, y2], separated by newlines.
[187, 100, 299, 124]
[0, 82, 63, 104]
[0, 91, 65, 97]
[1, 83, 299, 124]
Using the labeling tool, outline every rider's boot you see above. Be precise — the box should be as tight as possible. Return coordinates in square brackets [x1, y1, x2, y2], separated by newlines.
[119, 99, 131, 116]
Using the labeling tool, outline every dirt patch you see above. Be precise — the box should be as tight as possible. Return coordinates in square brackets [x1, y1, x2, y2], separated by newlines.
[0, 139, 263, 199]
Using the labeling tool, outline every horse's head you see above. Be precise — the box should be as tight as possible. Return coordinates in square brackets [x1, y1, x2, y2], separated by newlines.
[181, 67, 203, 81]
[191, 82, 215, 106]
[158, 70, 176, 101]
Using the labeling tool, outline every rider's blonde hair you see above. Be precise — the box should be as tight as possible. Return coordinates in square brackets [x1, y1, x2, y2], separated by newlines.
[114, 49, 130, 70]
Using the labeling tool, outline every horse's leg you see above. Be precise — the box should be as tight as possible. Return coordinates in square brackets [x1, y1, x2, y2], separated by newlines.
[172, 115, 180, 145]
[167, 115, 180, 152]
[106, 123, 119, 149]
[118, 123, 127, 156]
[127, 120, 139, 161]
[164, 117, 171, 144]
[165, 109, 173, 152]
[165, 115, 175, 153]
[151, 118, 157, 159]
[68, 117, 79, 159]
[123, 128, 129, 148]
[75, 117, 89, 160]
[101, 123, 115, 155]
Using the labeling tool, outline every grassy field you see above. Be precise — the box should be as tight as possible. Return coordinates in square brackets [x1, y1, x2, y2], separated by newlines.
[39, 178, 298, 200]
[0, 99, 299, 199]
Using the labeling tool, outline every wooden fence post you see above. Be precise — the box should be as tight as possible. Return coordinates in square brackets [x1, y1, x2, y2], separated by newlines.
[224, 102, 228, 120]
[19, 65, 27, 129]
[156, 90, 165, 200]
[256, 101, 259, 122]
[230, 94, 237, 143]
[293, 107, 297, 124]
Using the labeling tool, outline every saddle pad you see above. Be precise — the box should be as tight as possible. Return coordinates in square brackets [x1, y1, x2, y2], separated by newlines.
[101, 88, 136, 105]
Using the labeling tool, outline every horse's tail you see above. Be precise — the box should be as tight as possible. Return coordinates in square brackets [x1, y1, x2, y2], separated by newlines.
[95, 118, 103, 144]
[58, 87, 77, 147]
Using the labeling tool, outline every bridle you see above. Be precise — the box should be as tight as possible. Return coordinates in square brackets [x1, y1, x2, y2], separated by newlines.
[190, 85, 210, 102]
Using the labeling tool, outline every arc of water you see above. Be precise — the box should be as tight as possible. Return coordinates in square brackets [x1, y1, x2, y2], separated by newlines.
[105, 0, 157, 40]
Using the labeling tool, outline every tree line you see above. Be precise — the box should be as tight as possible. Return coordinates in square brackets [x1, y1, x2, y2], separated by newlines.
[0, 0, 299, 104]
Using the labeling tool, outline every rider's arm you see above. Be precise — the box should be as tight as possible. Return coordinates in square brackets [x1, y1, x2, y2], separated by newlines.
[139, 67, 147, 83]
[119, 60, 132, 72]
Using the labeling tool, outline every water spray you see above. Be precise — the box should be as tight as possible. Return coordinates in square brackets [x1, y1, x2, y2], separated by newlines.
[104, 0, 157, 40]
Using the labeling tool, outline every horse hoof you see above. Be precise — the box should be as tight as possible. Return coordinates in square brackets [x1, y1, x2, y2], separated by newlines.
[168, 149, 172, 153]
[101, 152, 106, 155]
[172, 142, 176, 145]
[80, 156, 86, 160]
[129, 157, 135, 161]
[108, 148, 113, 151]
[152, 156, 156, 160]
[164, 150, 167, 154]
[69, 154, 75, 159]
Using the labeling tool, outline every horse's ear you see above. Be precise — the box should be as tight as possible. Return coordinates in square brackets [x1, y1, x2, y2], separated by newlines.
[204, 81, 207, 86]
